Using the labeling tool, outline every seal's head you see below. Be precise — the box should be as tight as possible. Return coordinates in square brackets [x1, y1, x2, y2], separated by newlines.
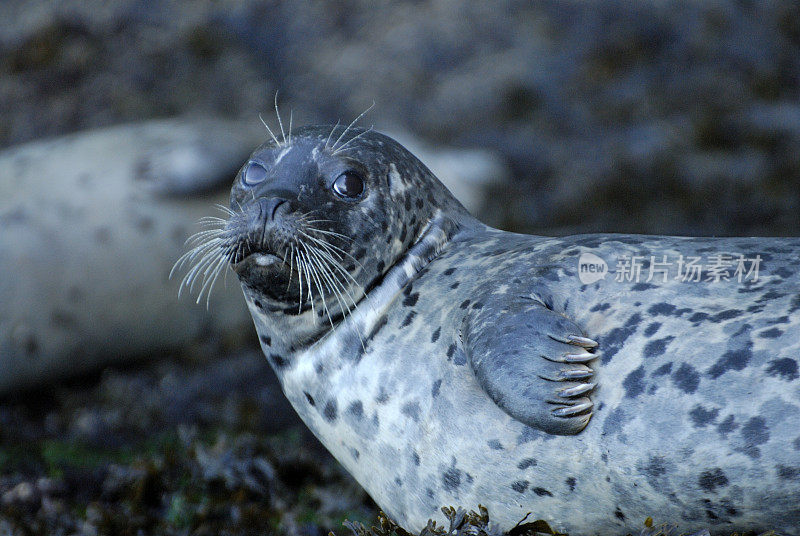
[214, 125, 469, 340]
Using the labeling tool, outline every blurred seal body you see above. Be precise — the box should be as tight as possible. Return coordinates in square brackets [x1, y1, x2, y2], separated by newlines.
[208, 125, 800, 535]
[0, 117, 258, 394]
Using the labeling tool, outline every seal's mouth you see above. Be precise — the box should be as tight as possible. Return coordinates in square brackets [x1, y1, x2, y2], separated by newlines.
[231, 251, 283, 274]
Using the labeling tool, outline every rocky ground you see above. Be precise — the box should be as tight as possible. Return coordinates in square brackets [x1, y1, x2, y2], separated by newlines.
[0, 346, 378, 536]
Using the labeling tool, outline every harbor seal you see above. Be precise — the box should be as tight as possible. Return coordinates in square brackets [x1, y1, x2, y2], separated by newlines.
[0, 116, 263, 394]
[182, 124, 800, 535]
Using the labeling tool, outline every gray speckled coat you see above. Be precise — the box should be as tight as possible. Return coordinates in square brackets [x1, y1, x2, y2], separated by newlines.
[226, 126, 800, 536]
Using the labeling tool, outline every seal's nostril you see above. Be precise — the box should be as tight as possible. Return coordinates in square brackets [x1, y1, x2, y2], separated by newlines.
[258, 198, 289, 221]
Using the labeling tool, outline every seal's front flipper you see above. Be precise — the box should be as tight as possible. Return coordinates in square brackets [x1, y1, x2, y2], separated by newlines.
[463, 295, 598, 435]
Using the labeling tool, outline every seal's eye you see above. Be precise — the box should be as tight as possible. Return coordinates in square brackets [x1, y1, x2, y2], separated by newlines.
[332, 171, 364, 199]
[243, 162, 268, 186]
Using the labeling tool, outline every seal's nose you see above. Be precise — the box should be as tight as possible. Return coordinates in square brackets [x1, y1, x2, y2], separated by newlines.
[258, 197, 290, 221]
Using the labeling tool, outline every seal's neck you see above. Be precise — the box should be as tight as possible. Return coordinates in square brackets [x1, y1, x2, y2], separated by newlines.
[244, 210, 474, 363]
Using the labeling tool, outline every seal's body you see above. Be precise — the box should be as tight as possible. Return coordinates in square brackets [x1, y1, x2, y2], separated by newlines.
[200, 125, 800, 535]
[0, 117, 259, 394]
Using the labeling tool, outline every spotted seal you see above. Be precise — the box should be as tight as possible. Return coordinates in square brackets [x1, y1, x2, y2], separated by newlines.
[0, 116, 263, 394]
[182, 123, 800, 535]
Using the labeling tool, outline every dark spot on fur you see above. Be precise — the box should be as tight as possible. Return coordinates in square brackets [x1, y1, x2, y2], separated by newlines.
[442, 465, 461, 491]
[459, 299, 471, 309]
[689, 312, 709, 324]
[777, 465, 800, 480]
[350, 448, 360, 460]
[94, 226, 111, 244]
[689, 405, 719, 427]
[400, 311, 416, 328]
[431, 379, 442, 398]
[533, 487, 552, 497]
[643, 336, 674, 357]
[622, 366, 646, 398]
[708, 345, 753, 379]
[517, 458, 537, 470]
[376, 261, 385, 273]
[347, 401, 364, 419]
[135, 215, 154, 233]
[648, 303, 676, 316]
[765, 358, 799, 381]
[412, 452, 421, 466]
[268, 353, 287, 368]
[260, 334, 272, 346]
[602, 407, 626, 437]
[711, 309, 743, 321]
[614, 509, 626, 521]
[446, 344, 456, 360]
[699, 468, 729, 492]
[716, 415, 738, 437]
[511, 480, 529, 493]
[443, 268, 456, 276]
[450, 281, 460, 289]
[67, 286, 85, 303]
[759, 327, 783, 339]
[51, 309, 77, 328]
[741, 416, 769, 458]
[403, 292, 420, 307]
[672, 363, 700, 394]
[431, 327, 441, 343]
[323, 400, 338, 422]
[472, 302, 483, 309]
[487, 439, 503, 450]
[643, 322, 661, 337]
[401, 401, 420, 421]
[565, 477, 576, 492]
[254, 300, 264, 310]
[652, 362, 673, 376]
[304, 392, 315, 406]
[631, 283, 655, 291]
[590, 303, 611, 313]
[376, 388, 390, 404]
[643, 455, 666, 478]
[601, 315, 640, 364]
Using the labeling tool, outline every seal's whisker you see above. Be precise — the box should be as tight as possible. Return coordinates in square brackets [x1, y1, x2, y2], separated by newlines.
[286, 245, 295, 293]
[195, 253, 227, 305]
[301, 243, 336, 330]
[297, 250, 315, 318]
[274, 91, 287, 145]
[184, 248, 224, 292]
[324, 120, 341, 151]
[304, 243, 360, 307]
[301, 231, 365, 271]
[332, 126, 373, 155]
[213, 203, 237, 216]
[185, 229, 225, 246]
[288, 109, 293, 144]
[259, 113, 281, 147]
[305, 227, 353, 241]
[331, 101, 375, 152]
[197, 216, 228, 225]
[300, 234, 364, 292]
[172, 238, 224, 279]
[305, 244, 367, 349]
